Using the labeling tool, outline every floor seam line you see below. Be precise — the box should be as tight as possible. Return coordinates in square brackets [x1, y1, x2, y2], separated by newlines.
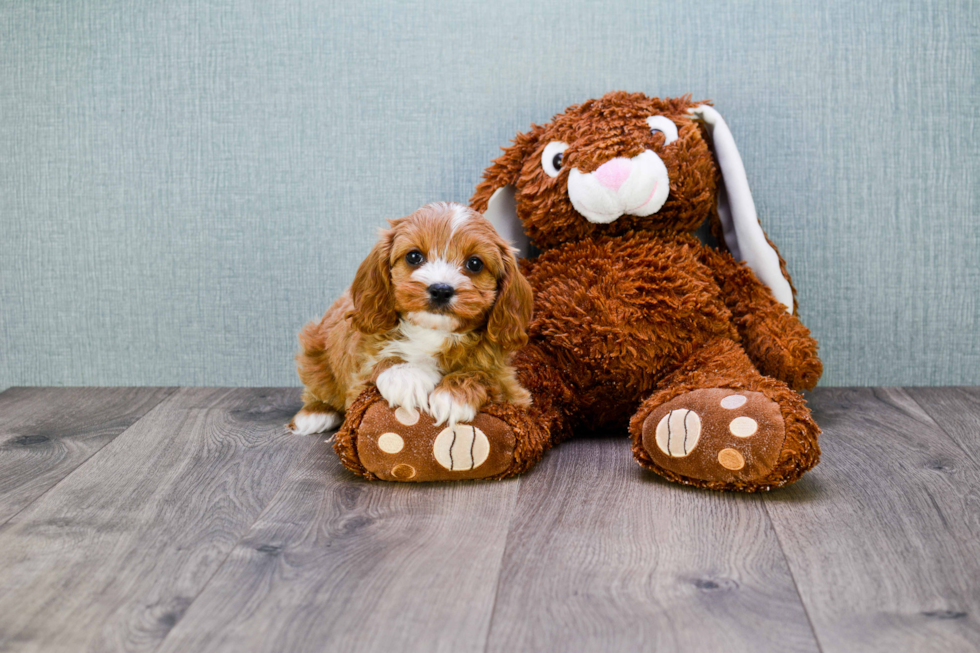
[481, 475, 522, 653]
[902, 387, 980, 468]
[762, 498, 826, 653]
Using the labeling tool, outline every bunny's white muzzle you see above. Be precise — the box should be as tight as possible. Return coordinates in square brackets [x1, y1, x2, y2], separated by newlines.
[567, 150, 670, 224]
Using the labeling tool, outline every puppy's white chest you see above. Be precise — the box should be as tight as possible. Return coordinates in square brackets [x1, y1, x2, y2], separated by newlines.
[381, 321, 454, 369]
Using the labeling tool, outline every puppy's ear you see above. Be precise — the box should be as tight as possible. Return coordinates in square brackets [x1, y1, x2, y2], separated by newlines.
[470, 127, 543, 258]
[347, 229, 398, 334]
[689, 104, 796, 314]
[486, 245, 533, 353]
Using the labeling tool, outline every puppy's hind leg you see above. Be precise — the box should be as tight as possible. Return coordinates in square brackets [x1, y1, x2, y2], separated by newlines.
[288, 399, 342, 436]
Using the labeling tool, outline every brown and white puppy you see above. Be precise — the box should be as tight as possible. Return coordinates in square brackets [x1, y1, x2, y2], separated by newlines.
[288, 202, 532, 436]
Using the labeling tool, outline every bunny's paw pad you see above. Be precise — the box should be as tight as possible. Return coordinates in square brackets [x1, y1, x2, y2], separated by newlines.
[355, 403, 516, 482]
[640, 389, 786, 484]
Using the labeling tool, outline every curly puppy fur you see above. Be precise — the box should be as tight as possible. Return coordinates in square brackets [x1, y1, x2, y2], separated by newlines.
[292, 202, 532, 435]
[464, 92, 822, 490]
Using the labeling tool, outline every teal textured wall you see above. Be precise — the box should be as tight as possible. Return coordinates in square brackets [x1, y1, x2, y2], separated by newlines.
[1, 0, 978, 387]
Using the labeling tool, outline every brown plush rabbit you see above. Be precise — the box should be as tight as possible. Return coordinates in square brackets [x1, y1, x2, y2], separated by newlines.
[334, 92, 822, 491]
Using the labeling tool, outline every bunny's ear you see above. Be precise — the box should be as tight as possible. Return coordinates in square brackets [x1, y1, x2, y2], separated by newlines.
[470, 128, 541, 258]
[689, 105, 794, 314]
[483, 185, 531, 258]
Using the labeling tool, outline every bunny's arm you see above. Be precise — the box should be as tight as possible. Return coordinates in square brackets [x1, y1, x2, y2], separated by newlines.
[698, 246, 822, 391]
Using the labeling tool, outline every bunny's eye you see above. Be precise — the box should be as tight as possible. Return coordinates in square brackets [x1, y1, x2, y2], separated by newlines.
[541, 141, 569, 178]
[646, 115, 679, 146]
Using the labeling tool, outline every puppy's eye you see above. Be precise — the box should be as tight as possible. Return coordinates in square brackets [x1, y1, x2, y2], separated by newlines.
[405, 250, 424, 266]
[646, 115, 679, 146]
[541, 141, 569, 178]
[465, 256, 484, 273]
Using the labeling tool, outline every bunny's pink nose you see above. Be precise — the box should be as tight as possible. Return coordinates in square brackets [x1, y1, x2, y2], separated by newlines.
[593, 158, 632, 191]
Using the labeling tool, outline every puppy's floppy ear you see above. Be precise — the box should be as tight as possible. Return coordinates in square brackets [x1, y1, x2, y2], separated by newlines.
[470, 127, 543, 258]
[688, 105, 796, 314]
[486, 244, 533, 353]
[347, 228, 398, 334]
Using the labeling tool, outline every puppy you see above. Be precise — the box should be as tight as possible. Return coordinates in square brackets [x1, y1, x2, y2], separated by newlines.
[288, 202, 533, 436]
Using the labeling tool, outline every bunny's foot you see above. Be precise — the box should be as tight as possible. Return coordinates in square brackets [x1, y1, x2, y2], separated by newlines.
[629, 340, 820, 492]
[333, 387, 550, 482]
[637, 389, 784, 486]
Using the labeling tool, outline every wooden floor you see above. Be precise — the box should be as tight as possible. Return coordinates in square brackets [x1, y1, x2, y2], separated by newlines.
[0, 388, 978, 652]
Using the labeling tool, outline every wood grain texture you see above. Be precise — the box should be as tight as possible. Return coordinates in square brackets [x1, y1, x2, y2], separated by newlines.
[764, 388, 980, 652]
[0, 387, 314, 653]
[3, 387, 980, 653]
[485, 436, 819, 653]
[154, 438, 520, 653]
[0, 387, 176, 525]
[906, 387, 980, 467]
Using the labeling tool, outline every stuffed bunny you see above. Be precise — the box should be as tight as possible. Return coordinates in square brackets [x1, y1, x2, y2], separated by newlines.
[335, 91, 822, 491]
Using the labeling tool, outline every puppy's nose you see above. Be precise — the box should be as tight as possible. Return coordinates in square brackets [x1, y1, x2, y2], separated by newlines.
[594, 158, 632, 191]
[428, 283, 455, 305]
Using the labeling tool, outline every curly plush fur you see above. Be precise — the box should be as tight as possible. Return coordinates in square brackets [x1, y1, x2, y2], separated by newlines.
[468, 92, 822, 490]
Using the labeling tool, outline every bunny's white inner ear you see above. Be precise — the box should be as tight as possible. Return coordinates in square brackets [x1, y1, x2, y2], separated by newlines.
[484, 184, 531, 258]
[689, 105, 794, 313]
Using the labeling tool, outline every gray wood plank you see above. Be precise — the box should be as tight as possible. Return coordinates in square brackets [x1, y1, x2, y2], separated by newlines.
[905, 387, 980, 467]
[0, 387, 315, 653]
[154, 438, 520, 653]
[763, 387, 980, 652]
[485, 437, 819, 653]
[0, 387, 176, 525]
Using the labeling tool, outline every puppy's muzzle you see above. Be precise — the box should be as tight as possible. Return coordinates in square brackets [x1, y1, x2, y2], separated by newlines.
[427, 283, 455, 307]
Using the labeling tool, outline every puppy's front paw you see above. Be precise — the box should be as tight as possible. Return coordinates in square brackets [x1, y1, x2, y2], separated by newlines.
[376, 363, 440, 412]
[427, 389, 478, 427]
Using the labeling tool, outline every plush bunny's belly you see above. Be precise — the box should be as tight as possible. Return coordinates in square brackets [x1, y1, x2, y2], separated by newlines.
[523, 233, 738, 421]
